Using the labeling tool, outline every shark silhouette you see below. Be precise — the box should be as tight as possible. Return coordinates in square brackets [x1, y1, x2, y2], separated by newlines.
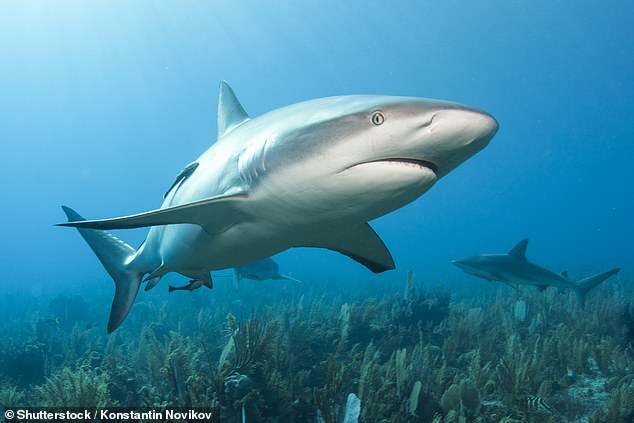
[452, 239, 620, 307]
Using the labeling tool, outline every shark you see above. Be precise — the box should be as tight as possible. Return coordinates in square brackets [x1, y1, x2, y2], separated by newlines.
[59, 81, 498, 332]
[166, 257, 301, 291]
[452, 239, 620, 306]
[232, 257, 303, 288]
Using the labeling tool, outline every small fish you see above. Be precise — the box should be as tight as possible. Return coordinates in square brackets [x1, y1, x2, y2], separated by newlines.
[45, 316, 60, 325]
[168, 278, 212, 293]
[523, 396, 553, 414]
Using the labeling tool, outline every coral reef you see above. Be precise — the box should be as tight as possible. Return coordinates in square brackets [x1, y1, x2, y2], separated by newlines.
[37, 367, 112, 407]
[0, 271, 631, 422]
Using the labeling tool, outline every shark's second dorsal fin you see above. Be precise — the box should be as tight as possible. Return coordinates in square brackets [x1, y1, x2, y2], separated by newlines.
[509, 239, 529, 260]
[217, 81, 250, 139]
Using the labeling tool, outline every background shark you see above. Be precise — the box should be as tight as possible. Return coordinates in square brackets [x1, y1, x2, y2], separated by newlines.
[166, 257, 301, 291]
[452, 239, 620, 307]
[59, 81, 497, 332]
[232, 257, 303, 288]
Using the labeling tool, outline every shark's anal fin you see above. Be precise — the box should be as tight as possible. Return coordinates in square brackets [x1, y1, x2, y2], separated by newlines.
[57, 192, 247, 234]
[509, 239, 529, 260]
[302, 223, 395, 273]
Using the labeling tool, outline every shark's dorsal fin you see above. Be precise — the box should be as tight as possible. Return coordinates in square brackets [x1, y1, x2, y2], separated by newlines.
[509, 239, 529, 260]
[217, 81, 249, 139]
[301, 223, 395, 273]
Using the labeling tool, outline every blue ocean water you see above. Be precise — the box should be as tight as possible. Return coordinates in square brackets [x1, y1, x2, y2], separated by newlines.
[1, 1, 631, 294]
[0, 1, 633, 418]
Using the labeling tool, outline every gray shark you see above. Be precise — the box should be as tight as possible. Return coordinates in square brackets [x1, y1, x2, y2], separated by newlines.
[59, 81, 497, 332]
[232, 257, 303, 288]
[452, 239, 620, 306]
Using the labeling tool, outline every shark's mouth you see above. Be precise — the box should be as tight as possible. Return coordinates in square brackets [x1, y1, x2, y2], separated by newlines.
[360, 158, 439, 175]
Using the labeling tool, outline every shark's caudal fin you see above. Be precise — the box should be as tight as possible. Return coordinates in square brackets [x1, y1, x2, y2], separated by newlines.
[61, 206, 143, 333]
[573, 268, 620, 307]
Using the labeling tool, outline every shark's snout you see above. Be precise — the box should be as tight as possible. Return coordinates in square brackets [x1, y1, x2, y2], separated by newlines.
[451, 259, 469, 270]
[470, 109, 498, 149]
[424, 107, 498, 178]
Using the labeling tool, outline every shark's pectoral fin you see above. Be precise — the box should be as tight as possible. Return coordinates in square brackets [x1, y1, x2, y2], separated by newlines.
[302, 223, 395, 273]
[57, 191, 248, 233]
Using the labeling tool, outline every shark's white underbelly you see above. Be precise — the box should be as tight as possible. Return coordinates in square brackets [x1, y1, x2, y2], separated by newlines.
[142, 220, 303, 273]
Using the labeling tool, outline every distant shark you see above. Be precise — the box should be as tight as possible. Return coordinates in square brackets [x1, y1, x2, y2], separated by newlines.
[232, 257, 303, 288]
[59, 81, 497, 332]
[452, 239, 620, 306]
[166, 257, 301, 291]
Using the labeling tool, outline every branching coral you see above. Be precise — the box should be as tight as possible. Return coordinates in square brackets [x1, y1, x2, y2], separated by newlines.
[1, 270, 631, 421]
[0, 385, 25, 408]
[36, 367, 112, 407]
[225, 311, 278, 375]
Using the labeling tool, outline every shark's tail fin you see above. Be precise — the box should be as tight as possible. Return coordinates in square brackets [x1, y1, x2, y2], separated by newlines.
[573, 268, 620, 307]
[61, 206, 143, 333]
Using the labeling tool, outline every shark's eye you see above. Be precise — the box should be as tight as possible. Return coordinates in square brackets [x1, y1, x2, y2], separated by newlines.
[371, 111, 384, 126]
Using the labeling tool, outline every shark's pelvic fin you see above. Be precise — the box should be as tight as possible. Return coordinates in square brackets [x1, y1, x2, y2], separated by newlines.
[302, 223, 395, 273]
[189, 271, 213, 289]
[61, 206, 143, 334]
[573, 268, 620, 308]
[218, 81, 250, 138]
[143, 276, 162, 291]
[509, 238, 529, 260]
[57, 192, 247, 233]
